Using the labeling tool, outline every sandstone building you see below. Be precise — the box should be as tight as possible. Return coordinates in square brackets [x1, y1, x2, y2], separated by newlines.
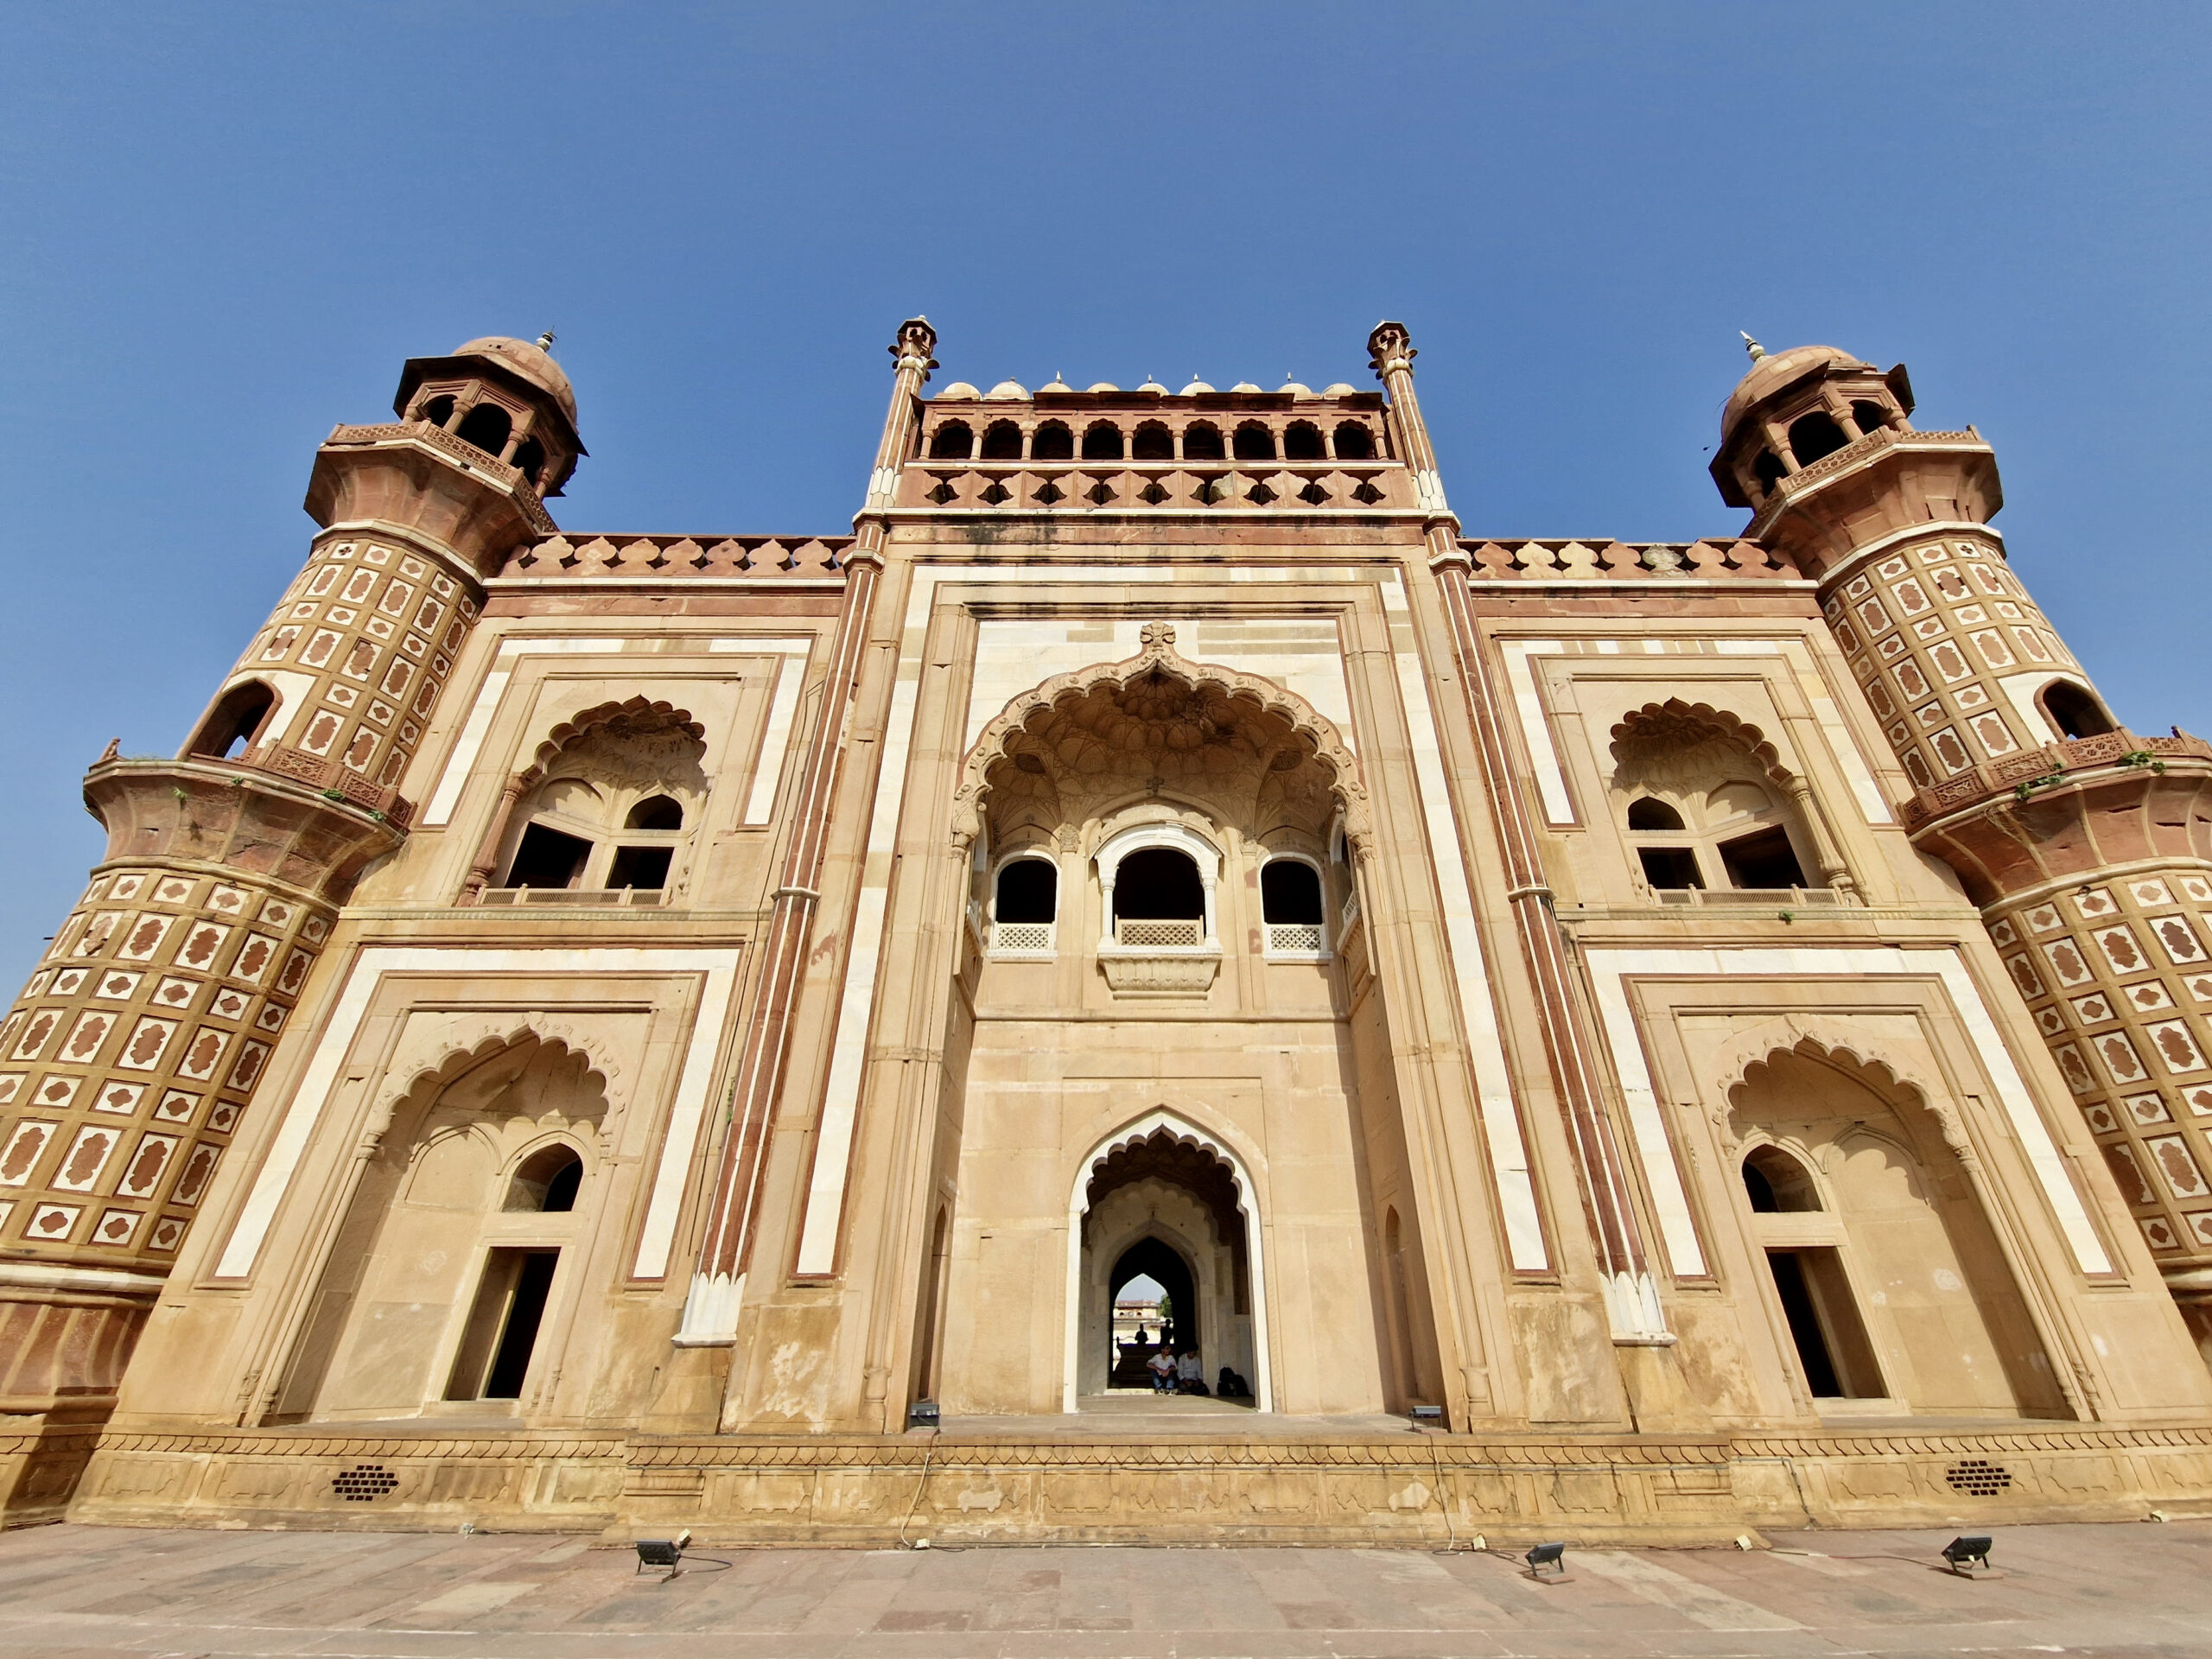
[2, 321, 2210, 1539]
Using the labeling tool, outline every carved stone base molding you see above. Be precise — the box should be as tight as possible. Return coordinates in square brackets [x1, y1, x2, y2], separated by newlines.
[1098, 951, 1221, 997]
[64, 1422, 2212, 1542]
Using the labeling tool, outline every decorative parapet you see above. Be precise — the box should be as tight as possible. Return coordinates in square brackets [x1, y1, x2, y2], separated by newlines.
[500, 533, 853, 581]
[1745, 425, 1990, 537]
[233, 744, 416, 830]
[893, 461, 1409, 514]
[322, 422, 558, 537]
[1465, 539, 1798, 581]
[1897, 728, 2212, 831]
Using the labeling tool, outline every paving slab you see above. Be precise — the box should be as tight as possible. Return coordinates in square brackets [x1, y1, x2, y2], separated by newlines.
[0, 1519, 2205, 1656]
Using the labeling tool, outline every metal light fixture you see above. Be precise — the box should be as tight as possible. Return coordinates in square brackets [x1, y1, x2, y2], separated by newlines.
[1408, 1405, 1444, 1429]
[1942, 1535, 1995, 1577]
[635, 1529, 692, 1577]
[907, 1399, 941, 1430]
[1525, 1541, 1570, 1582]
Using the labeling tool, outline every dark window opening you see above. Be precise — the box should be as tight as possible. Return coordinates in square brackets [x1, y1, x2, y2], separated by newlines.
[981, 421, 1024, 460]
[1031, 421, 1074, 461]
[1113, 848, 1205, 920]
[446, 1249, 558, 1402]
[1752, 448, 1788, 494]
[1083, 422, 1127, 461]
[929, 422, 975, 461]
[1626, 798, 1684, 831]
[1283, 422, 1325, 461]
[1742, 1146, 1821, 1213]
[1718, 826, 1808, 890]
[1333, 422, 1375, 460]
[606, 845, 672, 891]
[455, 402, 512, 459]
[1181, 423, 1224, 461]
[505, 823, 591, 889]
[2041, 680, 2115, 741]
[995, 857, 1058, 924]
[1130, 422, 1173, 460]
[1850, 400, 1891, 436]
[1637, 847, 1704, 890]
[1787, 410, 1850, 468]
[188, 682, 276, 760]
[1766, 1248, 1884, 1398]
[624, 794, 684, 830]
[1232, 422, 1276, 462]
[421, 394, 456, 428]
[507, 1145, 584, 1212]
[1261, 860, 1324, 925]
[510, 436, 545, 485]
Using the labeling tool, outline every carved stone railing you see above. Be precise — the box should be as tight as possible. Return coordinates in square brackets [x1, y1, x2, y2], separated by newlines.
[895, 461, 1408, 513]
[1897, 728, 2212, 830]
[234, 745, 416, 830]
[322, 421, 557, 536]
[503, 533, 853, 581]
[1467, 538, 1797, 581]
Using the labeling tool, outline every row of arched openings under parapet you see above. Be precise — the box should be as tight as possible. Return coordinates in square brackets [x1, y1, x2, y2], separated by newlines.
[929, 417, 1376, 465]
[416, 393, 550, 486]
[982, 847, 1326, 954]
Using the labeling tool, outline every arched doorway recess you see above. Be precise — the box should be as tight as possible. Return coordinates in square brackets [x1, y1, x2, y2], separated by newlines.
[1064, 1111, 1274, 1412]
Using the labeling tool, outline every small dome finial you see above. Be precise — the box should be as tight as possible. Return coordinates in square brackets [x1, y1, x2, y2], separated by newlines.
[1740, 331, 1766, 362]
[537, 329, 556, 351]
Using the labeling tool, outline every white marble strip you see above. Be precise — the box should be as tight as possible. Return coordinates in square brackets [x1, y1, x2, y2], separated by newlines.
[213, 945, 742, 1281]
[421, 636, 624, 825]
[1582, 944, 2109, 1278]
[709, 637, 818, 824]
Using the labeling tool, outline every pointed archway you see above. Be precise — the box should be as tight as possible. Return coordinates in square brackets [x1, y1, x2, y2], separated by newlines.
[1063, 1109, 1274, 1412]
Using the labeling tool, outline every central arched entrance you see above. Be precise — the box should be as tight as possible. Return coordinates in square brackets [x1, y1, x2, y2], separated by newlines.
[1064, 1111, 1273, 1412]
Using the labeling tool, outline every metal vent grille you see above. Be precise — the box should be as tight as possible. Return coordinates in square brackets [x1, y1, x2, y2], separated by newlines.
[332, 1464, 399, 1502]
[1943, 1458, 2012, 1497]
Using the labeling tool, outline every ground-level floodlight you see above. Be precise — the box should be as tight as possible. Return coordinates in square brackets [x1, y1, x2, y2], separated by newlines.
[1525, 1541, 1571, 1582]
[907, 1398, 941, 1429]
[1408, 1404, 1444, 1429]
[635, 1529, 692, 1577]
[1942, 1535, 1995, 1577]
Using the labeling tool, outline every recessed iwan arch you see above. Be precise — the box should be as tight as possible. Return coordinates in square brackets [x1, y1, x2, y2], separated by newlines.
[1061, 1108, 1274, 1413]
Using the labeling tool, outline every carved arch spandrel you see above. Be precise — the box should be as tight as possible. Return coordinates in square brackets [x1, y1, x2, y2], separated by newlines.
[530, 696, 706, 779]
[1610, 697, 1792, 789]
[1715, 1030, 1968, 1159]
[951, 622, 1371, 849]
[368, 1015, 630, 1132]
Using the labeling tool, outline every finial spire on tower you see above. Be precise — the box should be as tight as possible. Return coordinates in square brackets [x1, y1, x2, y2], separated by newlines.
[537, 329, 556, 351]
[1740, 331, 1766, 362]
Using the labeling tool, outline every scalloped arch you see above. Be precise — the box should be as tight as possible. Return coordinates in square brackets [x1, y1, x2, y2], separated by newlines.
[1714, 1027, 1940, 1134]
[531, 696, 706, 774]
[953, 627, 1370, 849]
[373, 1017, 621, 1126]
[1610, 697, 1790, 784]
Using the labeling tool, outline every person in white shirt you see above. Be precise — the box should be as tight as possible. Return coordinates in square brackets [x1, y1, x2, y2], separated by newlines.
[1176, 1350, 1201, 1390]
[1146, 1347, 1177, 1392]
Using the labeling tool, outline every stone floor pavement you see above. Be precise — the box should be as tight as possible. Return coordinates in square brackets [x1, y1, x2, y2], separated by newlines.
[0, 1518, 2206, 1657]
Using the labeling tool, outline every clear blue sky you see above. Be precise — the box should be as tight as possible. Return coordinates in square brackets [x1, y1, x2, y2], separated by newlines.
[3, 5, 2206, 985]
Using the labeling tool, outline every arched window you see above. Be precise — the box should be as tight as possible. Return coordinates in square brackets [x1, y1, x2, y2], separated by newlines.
[1082, 422, 1126, 461]
[1130, 422, 1173, 461]
[2039, 679, 2116, 741]
[980, 421, 1024, 460]
[1181, 423, 1224, 461]
[420, 393, 456, 428]
[1624, 794, 1701, 890]
[1613, 703, 1826, 899]
[506, 1144, 585, 1212]
[489, 709, 707, 906]
[511, 436, 545, 485]
[1232, 422, 1276, 461]
[1787, 410, 1849, 468]
[187, 681, 276, 760]
[1332, 422, 1375, 461]
[989, 855, 1058, 953]
[1261, 857, 1325, 954]
[1626, 798, 1683, 831]
[929, 421, 975, 461]
[1283, 422, 1325, 461]
[625, 795, 683, 830]
[1850, 400, 1891, 437]
[1031, 421, 1074, 461]
[1741, 1145, 1821, 1213]
[455, 402, 512, 459]
[1752, 448, 1789, 496]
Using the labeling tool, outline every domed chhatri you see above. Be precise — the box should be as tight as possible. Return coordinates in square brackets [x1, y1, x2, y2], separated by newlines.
[984, 379, 1029, 400]
[1719, 343, 1869, 442]
[451, 336, 579, 428]
[1708, 338, 1918, 514]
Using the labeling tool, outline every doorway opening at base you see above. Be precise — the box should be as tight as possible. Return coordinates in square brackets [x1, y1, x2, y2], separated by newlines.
[1065, 1111, 1272, 1413]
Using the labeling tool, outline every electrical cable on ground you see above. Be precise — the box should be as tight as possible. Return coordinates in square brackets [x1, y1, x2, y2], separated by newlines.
[897, 1429, 939, 1548]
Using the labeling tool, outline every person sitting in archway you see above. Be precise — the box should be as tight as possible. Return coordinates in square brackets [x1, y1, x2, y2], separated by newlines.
[1217, 1367, 1249, 1399]
[1147, 1347, 1178, 1392]
[1177, 1350, 1207, 1395]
